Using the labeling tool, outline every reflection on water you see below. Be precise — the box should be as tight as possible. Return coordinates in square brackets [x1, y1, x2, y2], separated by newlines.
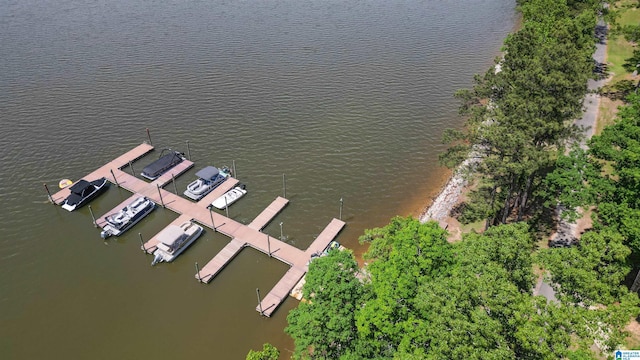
[0, 0, 516, 358]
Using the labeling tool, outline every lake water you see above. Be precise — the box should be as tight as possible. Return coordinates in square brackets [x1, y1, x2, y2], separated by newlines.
[0, 0, 517, 358]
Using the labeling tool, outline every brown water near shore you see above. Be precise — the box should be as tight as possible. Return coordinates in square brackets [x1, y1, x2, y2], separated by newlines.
[0, 0, 518, 358]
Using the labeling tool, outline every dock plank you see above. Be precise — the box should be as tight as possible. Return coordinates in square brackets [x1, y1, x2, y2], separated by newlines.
[257, 267, 306, 317]
[247, 197, 289, 231]
[196, 238, 246, 283]
[303, 218, 346, 261]
[50, 143, 154, 205]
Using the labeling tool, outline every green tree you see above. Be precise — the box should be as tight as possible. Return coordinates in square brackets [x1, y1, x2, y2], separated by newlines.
[540, 145, 596, 222]
[246, 343, 280, 360]
[356, 218, 452, 357]
[441, 0, 598, 226]
[285, 249, 363, 359]
[539, 229, 631, 305]
[589, 93, 640, 254]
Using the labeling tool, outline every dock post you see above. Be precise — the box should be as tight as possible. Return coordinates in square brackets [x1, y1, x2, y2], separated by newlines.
[88, 205, 97, 227]
[110, 169, 119, 187]
[256, 288, 264, 315]
[43, 183, 53, 204]
[139, 233, 147, 253]
[172, 173, 178, 195]
[339, 197, 344, 220]
[267, 235, 271, 258]
[208, 206, 215, 231]
[225, 196, 229, 217]
[279, 222, 284, 240]
[282, 173, 286, 198]
[156, 184, 165, 207]
[129, 161, 135, 177]
[196, 262, 202, 282]
[186, 140, 191, 160]
[146, 128, 152, 145]
[232, 160, 237, 178]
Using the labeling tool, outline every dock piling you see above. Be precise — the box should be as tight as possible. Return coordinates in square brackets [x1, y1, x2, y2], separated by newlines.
[282, 174, 286, 198]
[339, 197, 344, 220]
[225, 196, 229, 217]
[139, 233, 146, 253]
[110, 169, 119, 187]
[128, 161, 135, 177]
[208, 206, 215, 231]
[267, 235, 271, 257]
[186, 140, 191, 161]
[88, 205, 97, 227]
[279, 222, 284, 240]
[43, 183, 53, 204]
[256, 288, 264, 316]
[172, 173, 178, 195]
[156, 184, 165, 207]
[146, 128, 152, 145]
[196, 262, 201, 282]
[232, 160, 237, 178]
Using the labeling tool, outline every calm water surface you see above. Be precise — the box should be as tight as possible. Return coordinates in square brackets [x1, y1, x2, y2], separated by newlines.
[0, 0, 516, 358]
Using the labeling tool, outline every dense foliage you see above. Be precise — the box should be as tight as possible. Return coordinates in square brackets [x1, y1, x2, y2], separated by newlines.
[441, 0, 600, 226]
[285, 218, 638, 359]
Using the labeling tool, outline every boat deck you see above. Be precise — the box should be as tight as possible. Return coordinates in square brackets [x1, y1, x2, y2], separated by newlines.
[51, 143, 346, 317]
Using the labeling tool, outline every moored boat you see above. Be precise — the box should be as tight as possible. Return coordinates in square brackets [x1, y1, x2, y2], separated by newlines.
[210, 185, 247, 210]
[183, 166, 231, 200]
[141, 149, 186, 180]
[100, 196, 156, 238]
[61, 177, 109, 211]
[151, 220, 203, 265]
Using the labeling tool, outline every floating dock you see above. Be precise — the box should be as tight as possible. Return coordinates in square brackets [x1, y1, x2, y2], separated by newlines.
[51, 142, 345, 317]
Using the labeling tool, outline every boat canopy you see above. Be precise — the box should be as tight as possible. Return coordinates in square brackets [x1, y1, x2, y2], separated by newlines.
[157, 225, 185, 247]
[69, 179, 91, 194]
[195, 166, 219, 181]
[141, 151, 184, 179]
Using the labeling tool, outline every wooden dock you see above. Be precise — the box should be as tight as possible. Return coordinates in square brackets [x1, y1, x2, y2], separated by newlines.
[51, 143, 154, 205]
[196, 238, 245, 283]
[52, 143, 346, 318]
[248, 197, 289, 230]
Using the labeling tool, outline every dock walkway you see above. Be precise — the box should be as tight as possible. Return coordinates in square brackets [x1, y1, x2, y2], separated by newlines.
[52, 143, 345, 317]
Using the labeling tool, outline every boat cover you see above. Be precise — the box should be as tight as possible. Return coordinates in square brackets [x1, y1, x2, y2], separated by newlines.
[156, 225, 185, 247]
[142, 151, 184, 178]
[69, 179, 91, 194]
[195, 166, 219, 181]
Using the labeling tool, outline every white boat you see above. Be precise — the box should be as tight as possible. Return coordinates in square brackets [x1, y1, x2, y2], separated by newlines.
[100, 196, 156, 238]
[151, 220, 203, 265]
[183, 166, 231, 200]
[210, 185, 247, 210]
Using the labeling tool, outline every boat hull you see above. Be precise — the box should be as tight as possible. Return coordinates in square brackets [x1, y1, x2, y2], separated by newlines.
[211, 186, 247, 210]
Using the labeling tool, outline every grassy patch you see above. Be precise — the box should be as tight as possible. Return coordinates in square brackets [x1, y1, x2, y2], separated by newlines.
[596, 96, 623, 134]
[460, 219, 485, 234]
[597, 1, 640, 131]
